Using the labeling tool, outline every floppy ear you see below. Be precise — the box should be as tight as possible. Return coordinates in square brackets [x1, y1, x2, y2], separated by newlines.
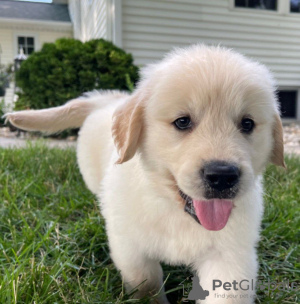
[270, 114, 286, 168]
[112, 94, 144, 164]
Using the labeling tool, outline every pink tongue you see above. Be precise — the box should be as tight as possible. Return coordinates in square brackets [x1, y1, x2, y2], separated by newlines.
[193, 199, 233, 231]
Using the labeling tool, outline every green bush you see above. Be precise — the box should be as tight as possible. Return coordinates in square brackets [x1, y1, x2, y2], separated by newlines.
[15, 38, 139, 110]
[0, 99, 5, 126]
[0, 63, 13, 97]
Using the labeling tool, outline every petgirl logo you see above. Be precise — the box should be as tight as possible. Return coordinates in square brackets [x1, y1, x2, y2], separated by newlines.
[213, 279, 298, 292]
[181, 275, 298, 302]
[213, 279, 298, 300]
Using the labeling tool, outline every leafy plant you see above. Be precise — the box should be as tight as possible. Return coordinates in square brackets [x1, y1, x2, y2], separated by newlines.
[0, 98, 5, 126]
[15, 38, 139, 110]
[0, 63, 13, 97]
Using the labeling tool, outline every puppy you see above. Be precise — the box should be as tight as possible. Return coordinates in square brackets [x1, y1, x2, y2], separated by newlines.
[5, 45, 285, 304]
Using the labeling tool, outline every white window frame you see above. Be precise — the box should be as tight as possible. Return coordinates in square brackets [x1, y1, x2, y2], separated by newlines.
[229, 0, 293, 15]
[14, 32, 39, 57]
[277, 87, 300, 122]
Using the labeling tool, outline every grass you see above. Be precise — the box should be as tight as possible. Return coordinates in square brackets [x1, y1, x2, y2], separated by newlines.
[0, 143, 299, 303]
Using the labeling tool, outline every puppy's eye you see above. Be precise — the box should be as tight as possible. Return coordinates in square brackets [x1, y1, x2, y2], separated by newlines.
[240, 117, 255, 134]
[173, 117, 192, 130]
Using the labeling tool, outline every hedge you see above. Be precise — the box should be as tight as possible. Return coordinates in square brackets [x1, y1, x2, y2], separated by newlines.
[15, 38, 139, 110]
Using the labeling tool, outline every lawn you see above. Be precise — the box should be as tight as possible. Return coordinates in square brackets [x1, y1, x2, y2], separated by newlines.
[0, 144, 299, 304]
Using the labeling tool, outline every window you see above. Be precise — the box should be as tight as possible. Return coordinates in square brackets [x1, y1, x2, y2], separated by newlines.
[277, 91, 297, 119]
[291, 0, 300, 12]
[17, 36, 35, 55]
[235, 0, 277, 11]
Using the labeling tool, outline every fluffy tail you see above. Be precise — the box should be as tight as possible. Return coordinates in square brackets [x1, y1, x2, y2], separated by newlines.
[4, 91, 128, 134]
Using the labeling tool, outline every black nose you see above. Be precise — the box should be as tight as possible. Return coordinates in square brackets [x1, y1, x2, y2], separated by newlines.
[202, 161, 240, 192]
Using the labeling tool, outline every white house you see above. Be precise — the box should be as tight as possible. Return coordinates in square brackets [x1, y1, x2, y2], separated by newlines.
[0, 0, 72, 66]
[69, 0, 300, 121]
[0, 0, 72, 109]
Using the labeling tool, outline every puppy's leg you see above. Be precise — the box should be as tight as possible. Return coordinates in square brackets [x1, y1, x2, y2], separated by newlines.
[194, 249, 257, 304]
[110, 243, 169, 304]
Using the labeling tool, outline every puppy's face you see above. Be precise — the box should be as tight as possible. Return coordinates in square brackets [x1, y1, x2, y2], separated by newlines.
[113, 46, 284, 231]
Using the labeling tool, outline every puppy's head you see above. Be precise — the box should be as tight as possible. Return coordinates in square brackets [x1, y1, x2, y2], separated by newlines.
[113, 45, 284, 231]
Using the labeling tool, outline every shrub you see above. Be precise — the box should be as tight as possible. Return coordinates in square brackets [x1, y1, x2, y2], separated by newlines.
[0, 64, 13, 97]
[15, 38, 139, 110]
[0, 99, 5, 126]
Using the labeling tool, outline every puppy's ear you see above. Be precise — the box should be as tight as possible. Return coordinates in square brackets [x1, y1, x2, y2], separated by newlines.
[270, 114, 286, 168]
[112, 93, 144, 164]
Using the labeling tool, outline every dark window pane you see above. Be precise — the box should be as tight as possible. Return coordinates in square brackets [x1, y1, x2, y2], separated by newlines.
[27, 37, 34, 45]
[291, 0, 300, 12]
[18, 37, 25, 45]
[27, 47, 34, 55]
[277, 91, 297, 118]
[17, 36, 35, 55]
[235, 0, 277, 10]
[235, 0, 246, 6]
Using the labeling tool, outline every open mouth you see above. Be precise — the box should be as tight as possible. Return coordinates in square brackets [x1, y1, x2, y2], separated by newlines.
[179, 190, 233, 231]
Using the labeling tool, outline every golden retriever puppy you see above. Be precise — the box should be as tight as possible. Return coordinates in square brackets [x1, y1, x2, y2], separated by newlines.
[5, 45, 284, 304]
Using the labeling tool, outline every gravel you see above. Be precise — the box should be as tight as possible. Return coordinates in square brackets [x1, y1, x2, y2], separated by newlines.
[0, 127, 76, 149]
[283, 124, 300, 155]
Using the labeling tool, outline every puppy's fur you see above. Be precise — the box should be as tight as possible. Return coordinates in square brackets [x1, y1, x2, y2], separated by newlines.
[6, 45, 284, 304]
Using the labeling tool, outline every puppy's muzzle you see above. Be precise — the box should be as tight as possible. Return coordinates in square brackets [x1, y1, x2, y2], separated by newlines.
[202, 161, 240, 199]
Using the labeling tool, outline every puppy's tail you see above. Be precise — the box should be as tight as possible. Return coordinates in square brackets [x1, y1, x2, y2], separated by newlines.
[4, 91, 128, 134]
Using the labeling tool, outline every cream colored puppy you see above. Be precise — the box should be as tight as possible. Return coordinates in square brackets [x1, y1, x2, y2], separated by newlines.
[5, 45, 285, 304]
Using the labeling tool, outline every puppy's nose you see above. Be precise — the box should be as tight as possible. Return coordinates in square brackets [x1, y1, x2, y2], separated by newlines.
[202, 161, 240, 192]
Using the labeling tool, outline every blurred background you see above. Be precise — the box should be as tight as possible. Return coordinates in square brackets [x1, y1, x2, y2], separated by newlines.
[0, 0, 299, 151]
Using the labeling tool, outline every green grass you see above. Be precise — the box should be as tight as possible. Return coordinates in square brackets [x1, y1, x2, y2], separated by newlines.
[0, 143, 299, 303]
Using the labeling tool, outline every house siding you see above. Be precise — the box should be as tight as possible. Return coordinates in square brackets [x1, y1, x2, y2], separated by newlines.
[39, 31, 73, 48]
[0, 27, 72, 65]
[122, 0, 300, 87]
[0, 28, 13, 65]
[68, 0, 82, 39]
[69, 0, 111, 42]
